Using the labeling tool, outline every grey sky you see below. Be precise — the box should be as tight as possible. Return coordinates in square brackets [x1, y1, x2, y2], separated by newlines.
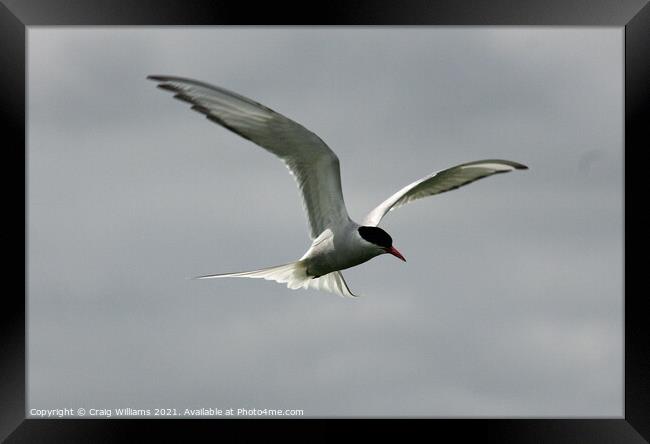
[28, 27, 623, 417]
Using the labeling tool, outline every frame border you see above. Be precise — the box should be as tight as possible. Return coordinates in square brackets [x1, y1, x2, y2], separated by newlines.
[2, 0, 648, 441]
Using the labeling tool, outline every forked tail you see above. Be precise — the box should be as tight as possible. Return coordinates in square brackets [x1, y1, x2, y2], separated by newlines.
[194, 261, 358, 298]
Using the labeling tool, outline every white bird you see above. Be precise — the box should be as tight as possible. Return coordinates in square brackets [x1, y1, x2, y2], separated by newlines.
[148, 75, 527, 298]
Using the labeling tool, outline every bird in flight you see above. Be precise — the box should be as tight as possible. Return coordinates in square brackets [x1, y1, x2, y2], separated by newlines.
[148, 75, 527, 297]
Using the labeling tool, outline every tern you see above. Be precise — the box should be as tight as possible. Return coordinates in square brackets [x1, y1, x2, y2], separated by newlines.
[148, 75, 527, 297]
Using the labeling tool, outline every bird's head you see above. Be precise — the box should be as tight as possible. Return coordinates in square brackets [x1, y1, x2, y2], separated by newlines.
[357, 226, 406, 262]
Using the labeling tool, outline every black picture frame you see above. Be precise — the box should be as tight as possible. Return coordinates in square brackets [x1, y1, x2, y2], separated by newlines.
[3, 0, 648, 441]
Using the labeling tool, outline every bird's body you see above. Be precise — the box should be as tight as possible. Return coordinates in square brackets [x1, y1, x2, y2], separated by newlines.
[301, 223, 374, 277]
[148, 75, 527, 297]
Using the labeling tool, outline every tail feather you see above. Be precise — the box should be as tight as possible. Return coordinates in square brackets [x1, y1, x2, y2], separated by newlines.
[195, 261, 358, 298]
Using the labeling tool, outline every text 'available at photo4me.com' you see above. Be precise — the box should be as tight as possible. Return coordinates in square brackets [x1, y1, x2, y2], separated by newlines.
[29, 407, 305, 418]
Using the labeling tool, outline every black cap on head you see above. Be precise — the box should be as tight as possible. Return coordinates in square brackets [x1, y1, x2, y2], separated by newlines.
[358, 226, 392, 249]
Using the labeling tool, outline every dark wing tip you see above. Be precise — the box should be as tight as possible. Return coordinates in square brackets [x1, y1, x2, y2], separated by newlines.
[490, 159, 529, 170]
[157, 84, 180, 92]
[147, 75, 169, 82]
[495, 159, 528, 170]
[147, 75, 180, 93]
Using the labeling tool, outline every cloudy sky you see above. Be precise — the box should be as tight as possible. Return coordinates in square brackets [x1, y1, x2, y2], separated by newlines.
[27, 27, 623, 417]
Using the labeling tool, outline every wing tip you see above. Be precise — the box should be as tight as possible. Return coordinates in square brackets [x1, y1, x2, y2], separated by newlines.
[146, 74, 168, 82]
[487, 159, 529, 170]
[147, 75, 188, 89]
[497, 160, 528, 170]
[146, 74, 179, 92]
[464, 159, 529, 171]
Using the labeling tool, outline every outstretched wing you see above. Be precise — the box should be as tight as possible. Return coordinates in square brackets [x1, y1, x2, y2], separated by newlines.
[148, 75, 351, 239]
[363, 159, 527, 226]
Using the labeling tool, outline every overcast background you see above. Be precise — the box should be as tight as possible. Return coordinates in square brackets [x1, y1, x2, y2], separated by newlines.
[28, 28, 623, 417]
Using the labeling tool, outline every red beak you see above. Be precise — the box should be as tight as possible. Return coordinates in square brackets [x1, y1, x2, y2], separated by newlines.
[387, 246, 406, 262]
